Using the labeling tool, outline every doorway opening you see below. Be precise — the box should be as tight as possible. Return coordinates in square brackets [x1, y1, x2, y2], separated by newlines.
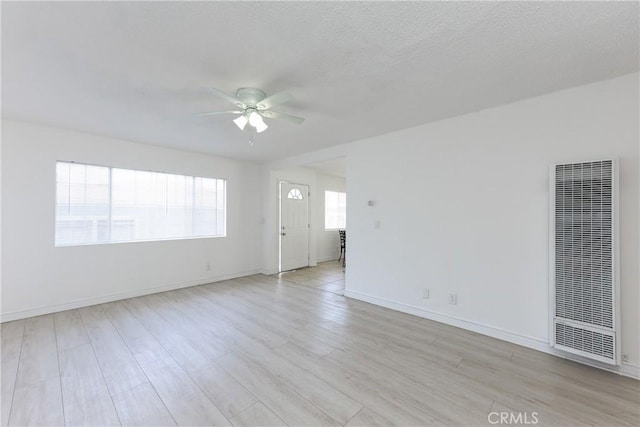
[279, 181, 310, 272]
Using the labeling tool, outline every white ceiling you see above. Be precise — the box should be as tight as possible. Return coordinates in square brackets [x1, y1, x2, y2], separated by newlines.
[2, 2, 638, 163]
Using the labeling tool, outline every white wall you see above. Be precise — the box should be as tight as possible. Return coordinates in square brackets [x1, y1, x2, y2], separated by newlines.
[344, 73, 639, 377]
[316, 173, 347, 262]
[1, 120, 263, 321]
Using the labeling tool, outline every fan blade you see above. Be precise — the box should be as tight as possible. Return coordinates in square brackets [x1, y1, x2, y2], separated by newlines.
[203, 87, 246, 109]
[256, 91, 293, 110]
[196, 111, 243, 116]
[260, 110, 305, 124]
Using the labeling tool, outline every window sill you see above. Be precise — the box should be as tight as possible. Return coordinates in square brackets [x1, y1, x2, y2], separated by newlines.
[55, 234, 227, 247]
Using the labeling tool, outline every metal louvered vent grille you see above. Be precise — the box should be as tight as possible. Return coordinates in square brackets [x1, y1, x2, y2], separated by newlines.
[555, 161, 613, 327]
[555, 323, 614, 361]
[552, 160, 617, 364]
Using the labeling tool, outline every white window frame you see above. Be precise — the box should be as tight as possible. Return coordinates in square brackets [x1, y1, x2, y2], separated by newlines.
[324, 190, 347, 230]
[55, 161, 227, 247]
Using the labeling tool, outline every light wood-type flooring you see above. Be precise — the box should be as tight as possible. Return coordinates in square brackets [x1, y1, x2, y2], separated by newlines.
[1, 261, 638, 426]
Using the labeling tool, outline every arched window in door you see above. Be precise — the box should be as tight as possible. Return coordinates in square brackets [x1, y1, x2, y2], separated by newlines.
[287, 188, 304, 200]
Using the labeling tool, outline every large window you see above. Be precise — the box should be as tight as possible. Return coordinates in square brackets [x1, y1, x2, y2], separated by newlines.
[324, 190, 346, 230]
[55, 161, 226, 246]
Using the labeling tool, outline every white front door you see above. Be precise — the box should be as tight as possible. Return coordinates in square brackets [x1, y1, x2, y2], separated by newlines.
[280, 182, 309, 272]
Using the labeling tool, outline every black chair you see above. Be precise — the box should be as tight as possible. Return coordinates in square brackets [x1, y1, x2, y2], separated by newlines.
[338, 230, 346, 267]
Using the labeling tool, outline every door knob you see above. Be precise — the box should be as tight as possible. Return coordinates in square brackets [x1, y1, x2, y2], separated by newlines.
[280, 232, 286, 236]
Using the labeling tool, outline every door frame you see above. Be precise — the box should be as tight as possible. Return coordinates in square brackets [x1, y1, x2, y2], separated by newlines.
[278, 180, 310, 272]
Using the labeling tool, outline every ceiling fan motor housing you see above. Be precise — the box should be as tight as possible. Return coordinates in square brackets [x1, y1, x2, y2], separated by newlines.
[235, 87, 267, 107]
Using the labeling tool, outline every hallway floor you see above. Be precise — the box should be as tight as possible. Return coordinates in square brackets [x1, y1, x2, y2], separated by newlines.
[276, 260, 345, 295]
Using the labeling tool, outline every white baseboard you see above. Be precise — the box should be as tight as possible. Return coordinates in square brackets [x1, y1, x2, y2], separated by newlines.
[344, 289, 640, 380]
[0, 270, 260, 323]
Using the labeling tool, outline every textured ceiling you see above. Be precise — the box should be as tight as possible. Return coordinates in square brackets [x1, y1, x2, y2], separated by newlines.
[2, 2, 638, 163]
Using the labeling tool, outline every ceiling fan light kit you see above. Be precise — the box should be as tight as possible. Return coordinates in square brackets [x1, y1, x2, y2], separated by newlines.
[248, 110, 268, 133]
[200, 86, 305, 144]
[232, 114, 249, 131]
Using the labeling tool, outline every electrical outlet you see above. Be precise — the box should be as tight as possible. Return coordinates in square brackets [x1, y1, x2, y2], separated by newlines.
[422, 289, 430, 299]
[622, 353, 629, 363]
[448, 293, 457, 305]
[206, 262, 211, 271]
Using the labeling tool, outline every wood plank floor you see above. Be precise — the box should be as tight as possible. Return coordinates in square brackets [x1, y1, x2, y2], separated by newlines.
[1, 261, 638, 426]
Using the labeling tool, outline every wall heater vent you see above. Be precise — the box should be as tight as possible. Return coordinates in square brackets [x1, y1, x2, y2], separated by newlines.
[551, 160, 618, 365]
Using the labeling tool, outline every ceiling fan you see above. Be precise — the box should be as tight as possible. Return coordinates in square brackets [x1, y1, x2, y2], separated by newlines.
[199, 87, 305, 134]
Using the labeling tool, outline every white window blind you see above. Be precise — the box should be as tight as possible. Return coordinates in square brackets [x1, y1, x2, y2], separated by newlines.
[324, 190, 346, 230]
[56, 162, 226, 246]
